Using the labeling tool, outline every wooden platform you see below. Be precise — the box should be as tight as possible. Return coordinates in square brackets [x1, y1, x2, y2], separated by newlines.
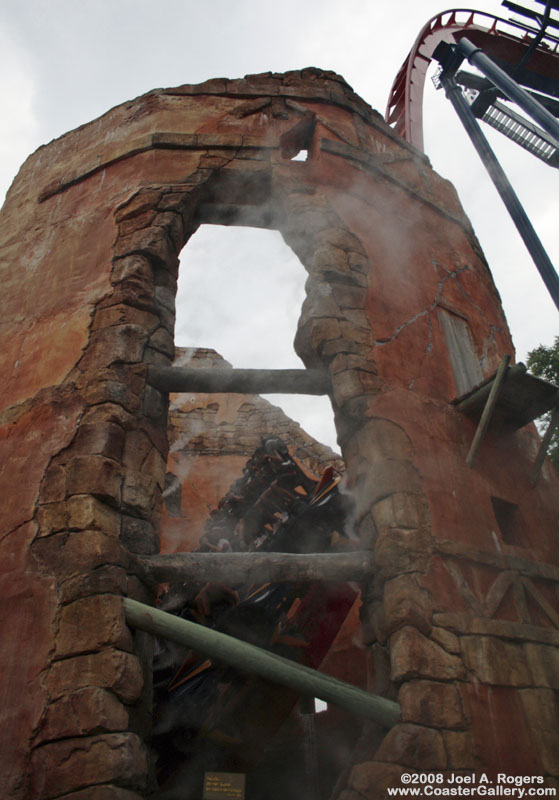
[454, 362, 559, 430]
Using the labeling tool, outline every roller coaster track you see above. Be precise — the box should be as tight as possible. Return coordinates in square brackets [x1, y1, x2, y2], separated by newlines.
[385, 8, 559, 152]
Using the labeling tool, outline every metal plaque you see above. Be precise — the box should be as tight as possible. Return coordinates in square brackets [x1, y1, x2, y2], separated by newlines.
[203, 772, 246, 800]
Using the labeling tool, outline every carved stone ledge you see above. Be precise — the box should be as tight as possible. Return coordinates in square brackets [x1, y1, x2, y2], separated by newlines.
[434, 539, 559, 582]
[434, 612, 559, 645]
[38, 132, 273, 203]
[320, 138, 468, 229]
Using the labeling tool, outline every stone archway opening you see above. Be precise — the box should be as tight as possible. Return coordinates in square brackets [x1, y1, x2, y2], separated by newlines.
[149, 211, 374, 798]
[175, 223, 339, 451]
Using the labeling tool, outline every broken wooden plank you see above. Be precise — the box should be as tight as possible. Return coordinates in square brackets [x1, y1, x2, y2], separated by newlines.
[123, 597, 400, 728]
[134, 550, 375, 586]
[466, 354, 511, 468]
[147, 366, 331, 396]
[438, 308, 484, 396]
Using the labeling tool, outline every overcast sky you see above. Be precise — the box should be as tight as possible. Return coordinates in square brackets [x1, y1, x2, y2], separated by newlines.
[1, 0, 557, 449]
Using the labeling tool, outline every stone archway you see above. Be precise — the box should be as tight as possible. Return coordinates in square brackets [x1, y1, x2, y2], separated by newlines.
[25, 155, 430, 796]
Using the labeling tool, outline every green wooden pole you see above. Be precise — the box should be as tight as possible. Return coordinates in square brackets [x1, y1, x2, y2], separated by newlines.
[123, 597, 400, 728]
[466, 354, 511, 468]
[530, 400, 559, 486]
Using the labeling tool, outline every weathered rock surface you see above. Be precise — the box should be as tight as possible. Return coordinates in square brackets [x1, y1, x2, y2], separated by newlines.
[1, 65, 558, 797]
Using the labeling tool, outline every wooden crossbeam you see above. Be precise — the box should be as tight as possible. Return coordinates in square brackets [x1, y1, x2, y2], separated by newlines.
[134, 551, 374, 586]
[123, 597, 400, 728]
[147, 366, 331, 396]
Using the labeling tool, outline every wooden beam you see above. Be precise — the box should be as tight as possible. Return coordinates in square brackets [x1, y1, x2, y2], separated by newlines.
[147, 366, 331, 396]
[466, 354, 511, 469]
[530, 398, 559, 486]
[123, 597, 400, 728]
[134, 551, 375, 586]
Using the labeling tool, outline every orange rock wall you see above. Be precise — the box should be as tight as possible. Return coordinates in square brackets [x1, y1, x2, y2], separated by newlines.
[0, 68, 558, 799]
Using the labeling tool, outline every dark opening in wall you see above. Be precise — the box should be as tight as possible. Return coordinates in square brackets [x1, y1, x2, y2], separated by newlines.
[280, 114, 315, 161]
[290, 149, 309, 161]
[491, 496, 521, 545]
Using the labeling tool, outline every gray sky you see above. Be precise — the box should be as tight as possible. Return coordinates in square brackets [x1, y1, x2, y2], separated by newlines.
[1, 0, 557, 449]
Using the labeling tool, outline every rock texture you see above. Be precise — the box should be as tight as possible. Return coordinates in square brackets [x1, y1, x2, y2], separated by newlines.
[1, 67, 558, 798]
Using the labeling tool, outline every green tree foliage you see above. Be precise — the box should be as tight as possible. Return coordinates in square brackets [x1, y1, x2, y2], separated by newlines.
[526, 336, 559, 469]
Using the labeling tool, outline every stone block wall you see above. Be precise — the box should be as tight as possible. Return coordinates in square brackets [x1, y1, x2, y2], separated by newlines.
[0, 67, 558, 798]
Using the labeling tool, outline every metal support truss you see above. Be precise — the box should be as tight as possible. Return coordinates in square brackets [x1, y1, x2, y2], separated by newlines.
[434, 38, 559, 312]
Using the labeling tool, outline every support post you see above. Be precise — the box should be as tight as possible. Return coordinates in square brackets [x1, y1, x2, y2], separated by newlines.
[466, 355, 511, 469]
[134, 550, 375, 586]
[123, 597, 401, 728]
[530, 399, 559, 486]
[147, 366, 331, 396]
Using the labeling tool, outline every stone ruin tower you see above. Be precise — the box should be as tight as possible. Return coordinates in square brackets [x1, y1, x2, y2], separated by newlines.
[0, 68, 558, 799]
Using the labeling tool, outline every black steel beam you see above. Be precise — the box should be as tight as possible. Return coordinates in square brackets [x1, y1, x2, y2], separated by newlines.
[455, 37, 559, 141]
[456, 70, 559, 117]
[502, 1, 559, 30]
[436, 64, 559, 312]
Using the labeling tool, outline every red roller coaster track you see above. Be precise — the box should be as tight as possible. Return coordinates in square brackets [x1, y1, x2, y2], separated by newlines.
[385, 8, 559, 152]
